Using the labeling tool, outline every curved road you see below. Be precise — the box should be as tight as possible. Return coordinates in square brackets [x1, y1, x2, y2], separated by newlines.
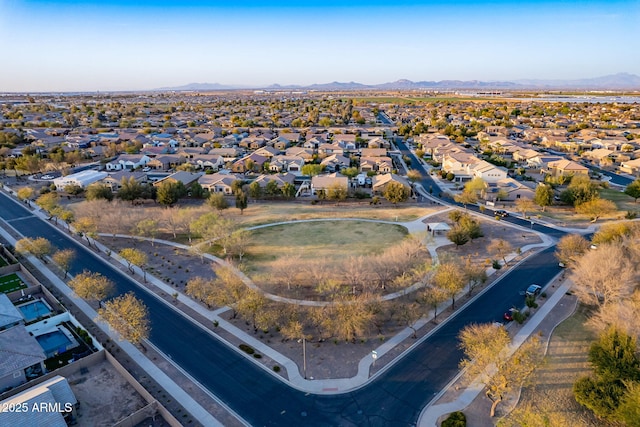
[0, 188, 564, 426]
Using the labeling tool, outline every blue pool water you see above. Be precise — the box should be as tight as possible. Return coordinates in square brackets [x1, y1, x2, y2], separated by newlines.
[18, 300, 52, 322]
[36, 330, 72, 356]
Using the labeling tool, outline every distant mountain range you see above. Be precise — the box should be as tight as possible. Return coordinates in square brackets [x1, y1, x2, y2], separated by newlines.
[157, 73, 640, 92]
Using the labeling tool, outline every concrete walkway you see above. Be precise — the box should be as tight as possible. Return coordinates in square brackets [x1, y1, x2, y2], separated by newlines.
[417, 278, 573, 426]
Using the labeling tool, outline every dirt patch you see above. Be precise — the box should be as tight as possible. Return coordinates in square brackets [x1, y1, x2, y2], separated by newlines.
[67, 359, 148, 427]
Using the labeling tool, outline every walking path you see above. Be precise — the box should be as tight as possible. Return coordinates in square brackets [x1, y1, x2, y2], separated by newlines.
[418, 277, 575, 426]
[2, 184, 586, 424]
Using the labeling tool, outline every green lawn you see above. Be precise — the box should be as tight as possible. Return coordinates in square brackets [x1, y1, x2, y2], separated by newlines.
[599, 188, 638, 212]
[0, 273, 27, 294]
[0, 255, 8, 267]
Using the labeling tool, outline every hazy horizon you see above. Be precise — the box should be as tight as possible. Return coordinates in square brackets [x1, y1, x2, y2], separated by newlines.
[1, 0, 638, 92]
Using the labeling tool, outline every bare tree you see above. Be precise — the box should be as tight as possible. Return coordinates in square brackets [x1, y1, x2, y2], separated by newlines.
[463, 257, 487, 296]
[571, 243, 636, 307]
[342, 256, 370, 294]
[555, 234, 590, 266]
[515, 197, 536, 219]
[487, 238, 514, 266]
[271, 255, 301, 291]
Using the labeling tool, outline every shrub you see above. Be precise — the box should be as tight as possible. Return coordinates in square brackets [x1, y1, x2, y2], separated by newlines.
[442, 411, 466, 427]
[273, 365, 281, 372]
[239, 344, 255, 355]
[525, 296, 538, 309]
[513, 310, 526, 324]
[492, 260, 502, 270]
[253, 353, 262, 359]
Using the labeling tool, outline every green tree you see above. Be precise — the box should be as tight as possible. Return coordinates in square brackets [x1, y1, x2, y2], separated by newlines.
[64, 184, 83, 196]
[447, 226, 470, 248]
[574, 328, 640, 422]
[86, 183, 114, 201]
[301, 164, 324, 176]
[235, 190, 248, 214]
[249, 181, 262, 199]
[624, 179, 640, 202]
[534, 183, 554, 211]
[383, 182, 410, 205]
[282, 182, 296, 199]
[207, 192, 229, 210]
[265, 180, 280, 197]
[156, 180, 186, 207]
[118, 177, 143, 204]
[560, 175, 598, 206]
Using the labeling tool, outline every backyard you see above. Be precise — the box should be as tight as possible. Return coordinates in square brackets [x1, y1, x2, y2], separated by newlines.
[0, 272, 27, 293]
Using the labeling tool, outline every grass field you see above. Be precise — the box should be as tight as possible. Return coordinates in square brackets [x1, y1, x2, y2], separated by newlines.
[245, 220, 408, 272]
[599, 188, 638, 213]
[234, 202, 440, 228]
[0, 273, 27, 294]
[501, 305, 608, 427]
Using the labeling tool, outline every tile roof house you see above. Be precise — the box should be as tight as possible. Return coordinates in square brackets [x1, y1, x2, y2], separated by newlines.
[253, 173, 296, 189]
[0, 375, 77, 427]
[0, 325, 46, 391]
[269, 155, 304, 173]
[286, 147, 314, 162]
[311, 173, 349, 195]
[198, 172, 239, 194]
[0, 294, 22, 331]
[153, 171, 204, 188]
[545, 159, 589, 177]
[321, 154, 351, 173]
[105, 154, 151, 171]
[372, 173, 411, 194]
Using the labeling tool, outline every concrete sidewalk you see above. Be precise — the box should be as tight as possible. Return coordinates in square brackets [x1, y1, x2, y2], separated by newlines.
[417, 278, 573, 427]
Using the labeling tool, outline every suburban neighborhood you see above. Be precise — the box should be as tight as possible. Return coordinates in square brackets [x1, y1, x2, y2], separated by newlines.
[1, 89, 640, 427]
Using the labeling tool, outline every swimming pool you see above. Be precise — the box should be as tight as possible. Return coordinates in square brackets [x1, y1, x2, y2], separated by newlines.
[36, 330, 73, 357]
[17, 300, 52, 323]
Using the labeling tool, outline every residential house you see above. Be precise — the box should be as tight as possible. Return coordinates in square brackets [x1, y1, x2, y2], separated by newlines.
[191, 154, 224, 171]
[52, 170, 108, 191]
[333, 134, 357, 151]
[0, 325, 46, 391]
[582, 148, 615, 166]
[102, 171, 147, 192]
[269, 155, 304, 173]
[208, 147, 244, 161]
[0, 294, 22, 331]
[231, 153, 268, 173]
[318, 143, 344, 156]
[252, 173, 296, 190]
[311, 173, 349, 195]
[105, 154, 151, 171]
[286, 147, 314, 162]
[525, 155, 563, 169]
[468, 160, 508, 183]
[153, 171, 203, 189]
[304, 136, 325, 149]
[321, 154, 350, 173]
[198, 172, 239, 194]
[360, 156, 394, 173]
[367, 137, 389, 149]
[361, 148, 387, 157]
[620, 158, 640, 176]
[545, 159, 589, 177]
[146, 154, 184, 171]
[485, 178, 535, 201]
[372, 173, 411, 194]
[0, 375, 78, 426]
[254, 146, 280, 159]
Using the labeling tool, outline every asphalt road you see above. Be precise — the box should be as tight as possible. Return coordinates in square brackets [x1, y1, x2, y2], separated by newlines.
[0, 191, 564, 426]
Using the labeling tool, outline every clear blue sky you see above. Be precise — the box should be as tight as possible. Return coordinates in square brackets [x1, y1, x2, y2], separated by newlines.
[1, 0, 638, 92]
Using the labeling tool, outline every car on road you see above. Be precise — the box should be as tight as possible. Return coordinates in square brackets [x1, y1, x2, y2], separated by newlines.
[41, 174, 54, 180]
[494, 210, 509, 218]
[503, 308, 518, 321]
[142, 166, 151, 172]
[525, 284, 542, 297]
